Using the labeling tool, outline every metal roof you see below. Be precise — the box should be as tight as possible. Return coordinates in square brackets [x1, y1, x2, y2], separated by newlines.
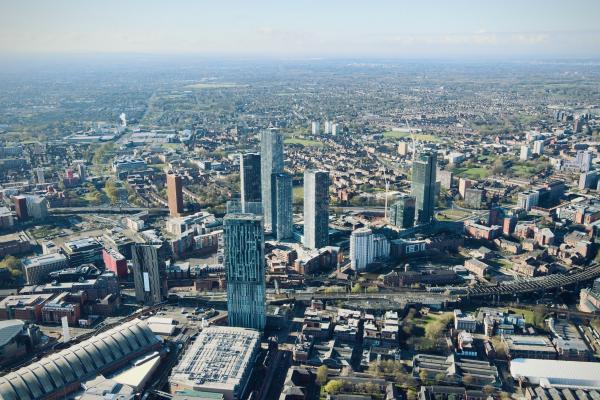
[0, 320, 24, 348]
[0, 319, 159, 400]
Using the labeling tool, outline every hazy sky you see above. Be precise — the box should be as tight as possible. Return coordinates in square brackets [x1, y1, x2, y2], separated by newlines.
[1, 0, 600, 58]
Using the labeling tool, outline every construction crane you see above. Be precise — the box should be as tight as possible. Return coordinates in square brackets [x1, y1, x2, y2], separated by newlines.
[383, 167, 390, 222]
[404, 117, 418, 162]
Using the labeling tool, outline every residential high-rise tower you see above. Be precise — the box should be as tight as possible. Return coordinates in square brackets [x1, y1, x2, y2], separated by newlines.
[271, 172, 293, 241]
[224, 214, 266, 330]
[240, 152, 261, 211]
[303, 170, 330, 249]
[260, 130, 284, 231]
[167, 173, 184, 217]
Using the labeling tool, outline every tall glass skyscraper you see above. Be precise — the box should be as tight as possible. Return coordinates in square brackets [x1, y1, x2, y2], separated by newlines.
[223, 213, 266, 330]
[411, 151, 437, 225]
[390, 195, 416, 229]
[303, 169, 330, 249]
[271, 172, 293, 240]
[240, 152, 261, 212]
[260, 129, 284, 231]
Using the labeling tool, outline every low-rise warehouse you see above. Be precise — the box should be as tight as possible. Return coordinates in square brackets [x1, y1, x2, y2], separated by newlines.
[510, 358, 600, 389]
[0, 319, 162, 400]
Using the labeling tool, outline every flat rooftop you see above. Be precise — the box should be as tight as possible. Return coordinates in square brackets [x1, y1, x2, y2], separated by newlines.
[170, 326, 259, 393]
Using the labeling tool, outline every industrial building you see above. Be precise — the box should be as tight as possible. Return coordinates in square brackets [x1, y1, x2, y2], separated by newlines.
[170, 326, 260, 400]
[510, 358, 600, 389]
[0, 319, 162, 400]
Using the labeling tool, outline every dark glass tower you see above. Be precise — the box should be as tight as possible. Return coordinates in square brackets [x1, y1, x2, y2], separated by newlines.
[240, 152, 261, 211]
[224, 214, 266, 330]
[411, 151, 437, 225]
[390, 195, 416, 229]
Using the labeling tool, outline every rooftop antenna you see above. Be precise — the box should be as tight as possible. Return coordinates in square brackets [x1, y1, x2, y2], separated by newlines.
[383, 167, 390, 222]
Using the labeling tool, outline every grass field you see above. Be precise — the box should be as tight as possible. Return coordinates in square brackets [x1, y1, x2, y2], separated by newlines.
[285, 138, 324, 147]
[436, 208, 470, 221]
[452, 167, 490, 179]
[383, 131, 442, 142]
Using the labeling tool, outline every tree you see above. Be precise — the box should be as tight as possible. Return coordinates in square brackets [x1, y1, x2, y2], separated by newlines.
[351, 283, 362, 293]
[316, 365, 329, 386]
[463, 375, 475, 387]
[500, 391, 512, 400]
[435, 373, 446, 384]
[323, 380, 343, 394]
[532, 305, 547, 329]
[366, 285, 379, 293]
[419, 370, 429, 384]
[407, 389, 417, 400]
[0, 256, 21, 271]
[483, 385, 496, 395]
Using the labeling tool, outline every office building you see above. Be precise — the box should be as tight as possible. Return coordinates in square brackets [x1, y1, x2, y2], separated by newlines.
[437, 169, 453, 189]
[520, 145, 531, 161]
[576, 150, 593, 172]
[533, 140, 544, 155]
[0, 206, 14, 229]
[13, 196, 28, 220]
[62, 238, 104, 267]
[260, 129, 284, 231]
[464, 188, 484, 209]
[579, 170, 599, 190]
[331, 123, 339, 135]
[35, 168, 45, 184]
[303, 170, 330, 249]
[398, 142, 409, 156]
[132, 244, 168, 305]
[102, 248, 128, 277]
[240, 152, 261, 211]
[76, 162, 86, 181]
[22, 253, 68, 284]
[350, 227, 390, 271]
[170, 326, 260, 400]
[411, 151, 437, 225]
[517, 191, 539, 211]
[25, 196, 48, 220]
[167, 173, 184, 217]
[311, 121, 320, 135]
[224, 214, 266, 330]
[271, 172, 293, 241]
[389, 195, 416, 229]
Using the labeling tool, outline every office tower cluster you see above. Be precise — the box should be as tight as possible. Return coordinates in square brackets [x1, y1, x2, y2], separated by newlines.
[311, 120, 338, 135]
